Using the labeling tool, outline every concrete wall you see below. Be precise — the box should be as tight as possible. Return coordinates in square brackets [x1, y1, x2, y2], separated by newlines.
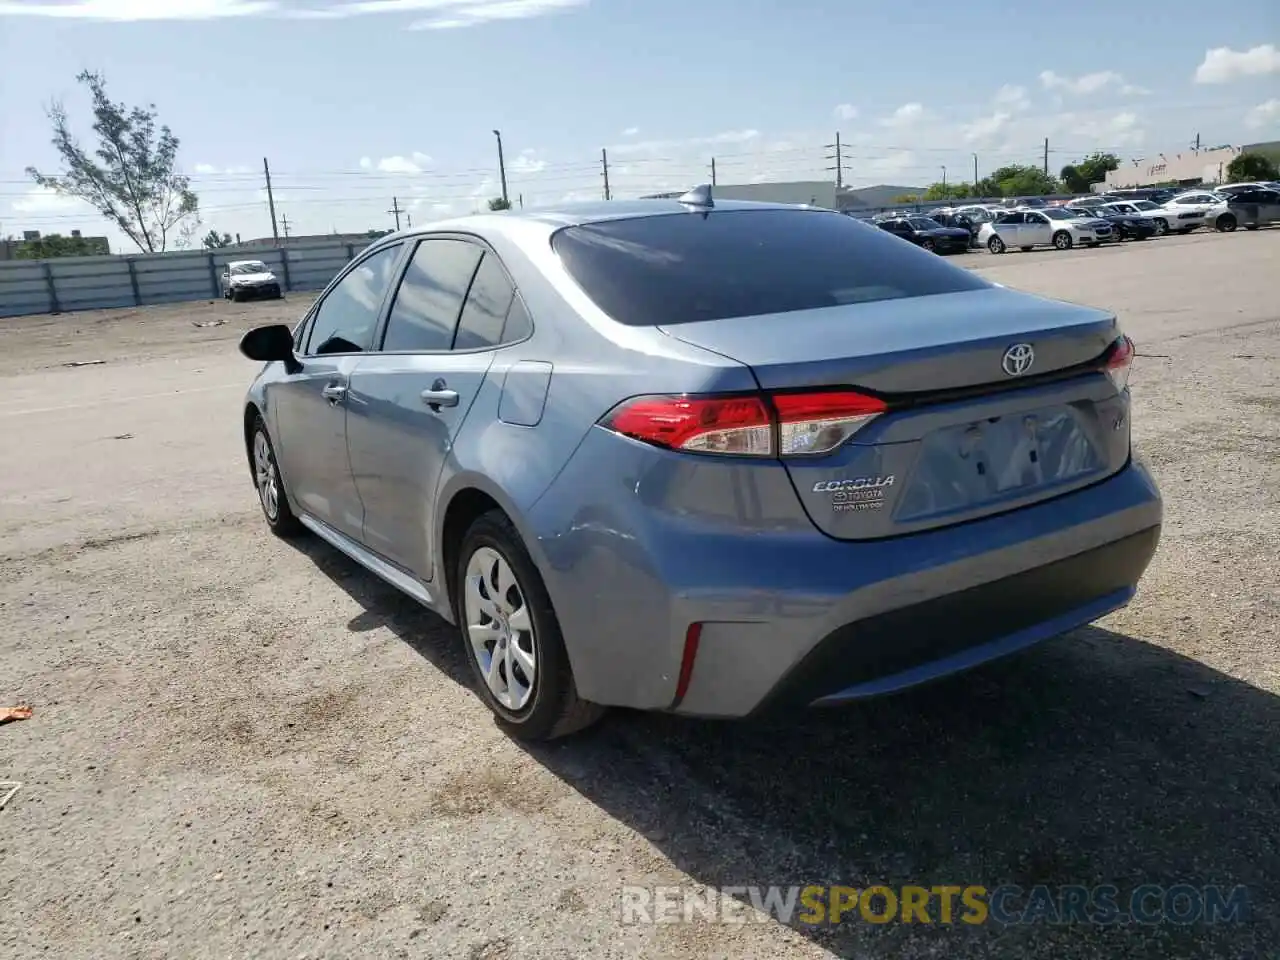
[0, 240, 373, 319]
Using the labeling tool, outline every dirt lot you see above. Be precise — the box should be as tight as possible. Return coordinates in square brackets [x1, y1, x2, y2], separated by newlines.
[2, 230, 1277, 960]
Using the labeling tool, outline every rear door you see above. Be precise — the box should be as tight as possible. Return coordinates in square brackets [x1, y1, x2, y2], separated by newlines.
[1022, 211, 1053, 246]
[993, 211, 1024, 243]
[344, 237, 520, 580]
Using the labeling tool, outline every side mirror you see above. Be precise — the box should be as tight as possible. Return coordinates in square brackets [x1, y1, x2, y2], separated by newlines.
[239, 324, 302, 373]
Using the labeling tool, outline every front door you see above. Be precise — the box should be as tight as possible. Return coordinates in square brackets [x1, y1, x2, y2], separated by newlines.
[269, 242, 406, 541]
[346, 238, 526, 580]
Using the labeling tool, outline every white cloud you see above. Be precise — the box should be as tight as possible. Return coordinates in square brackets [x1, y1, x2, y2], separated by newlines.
[510, 149, 547, 174]
[10, 186, 92, 216]
[406, 0, 587, 30]
[192, 163, 252, 175]
[963, 111, 1013, 144]
[1047, 109, 1146, 148]
[992, 85, 1030, 112]
[0, 0, 590, 27]
[1120, 83, 1151, 96]
[1039, 69, 1126, 95]
[621, 126, 639, 137]
[1245, 98, 1280, 130]
[378, 156, 421, 174]
[0, 0, 275, 18]
[1195, 44, 1280, 84]
[879, 103, 925, 128]
[833, 103, 859, 120]
[412, 151, 433, 166]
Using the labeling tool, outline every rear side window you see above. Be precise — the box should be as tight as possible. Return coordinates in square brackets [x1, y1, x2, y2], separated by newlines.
[454, 253, 517, 350]
[550, 209, 988, 326]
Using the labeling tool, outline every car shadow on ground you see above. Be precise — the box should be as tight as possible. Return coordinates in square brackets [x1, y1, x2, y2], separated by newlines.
[287, 535, 1278, 960]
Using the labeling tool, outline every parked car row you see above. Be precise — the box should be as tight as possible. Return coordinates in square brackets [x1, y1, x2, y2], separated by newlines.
[853, 183, 1280, 257]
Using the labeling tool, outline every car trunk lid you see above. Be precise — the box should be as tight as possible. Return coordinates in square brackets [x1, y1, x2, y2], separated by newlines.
[660, 287, 1130, 540]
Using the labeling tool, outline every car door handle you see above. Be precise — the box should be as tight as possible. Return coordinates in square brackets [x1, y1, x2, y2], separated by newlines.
[322, 383, 347, 403]
[421, 388, 459, 409]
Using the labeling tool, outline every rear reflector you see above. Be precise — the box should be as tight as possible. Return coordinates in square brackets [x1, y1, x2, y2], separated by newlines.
[601, 389, 887, 458]
[1104, 335, 1135, 393]
[673, 623, 702, 706]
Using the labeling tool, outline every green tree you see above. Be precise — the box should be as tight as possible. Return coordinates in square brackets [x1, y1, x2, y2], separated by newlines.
[488, 197, 512, 211]
[973, 176, 1003, 198]
[14, 233, 95, 259]
[989, 164, 1059, 197]
[27, 70, 200, 254]
[202, 230, 232, 250]
[366, 228, 393, 239]
[890, 193, 920, 204]
[1225, 152, 1280, 183]
[1060, 152, 1120, 193]
[923, 181, 972, 201]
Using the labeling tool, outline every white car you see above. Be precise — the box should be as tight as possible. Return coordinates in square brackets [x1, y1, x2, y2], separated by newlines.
[1100, 200, 1182, 234]
[1161, 191, 1234, 233]
[978, 207, 1114, 253]
[220, 259, 284, 302]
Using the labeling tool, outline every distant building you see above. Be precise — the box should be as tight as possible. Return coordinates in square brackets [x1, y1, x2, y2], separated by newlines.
[1101, 141, 1280, 191]
[640, 181, 924, 213]
[233, 232, 374, 250]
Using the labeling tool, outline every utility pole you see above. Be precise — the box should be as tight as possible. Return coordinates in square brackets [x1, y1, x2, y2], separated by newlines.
[280, 213, 291, 240]
[824, 132, 845, 189]
[1192, 132, 1201, 153]
[263, 157, 280, 244]
[710, 157, 717, 186]
[1043, 138, 1049, 176]
[601, 148, 611, 201]
[406, 212, 412, 228]
[518, 193, 524, 209]
[388, 197, 403, 231]
[973, 153, 979, 192]
[941, 165, 947, 194]
[492, 129, 509, 206]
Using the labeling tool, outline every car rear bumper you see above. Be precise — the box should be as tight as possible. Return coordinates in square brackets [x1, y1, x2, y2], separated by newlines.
[530, 430, 1163, 717]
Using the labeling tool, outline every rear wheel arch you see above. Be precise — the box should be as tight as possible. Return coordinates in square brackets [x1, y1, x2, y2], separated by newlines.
[442, 487, 505, 622]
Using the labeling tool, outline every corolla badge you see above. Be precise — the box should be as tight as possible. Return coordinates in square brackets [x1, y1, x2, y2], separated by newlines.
[1001, 342, 1035, 377]
[813, 476, 895, 514]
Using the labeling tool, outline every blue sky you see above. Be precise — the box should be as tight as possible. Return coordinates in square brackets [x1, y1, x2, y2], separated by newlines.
[1, 0, 1277, 251]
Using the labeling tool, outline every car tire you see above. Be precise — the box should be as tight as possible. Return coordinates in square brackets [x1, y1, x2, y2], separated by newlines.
[987, 236, 1005, 254]
[457, 510, 605, 741]
[249, 414, 304, 538]
[1216, 214, 1237, 232]
[230, 288, 242, 302]
[1153, 218, 1168, 235]
[920, 238, 936, 252]
[1052, 231, 1073, 250]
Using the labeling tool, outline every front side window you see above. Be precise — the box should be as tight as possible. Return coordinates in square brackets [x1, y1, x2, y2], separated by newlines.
[381, 238, 484, 352]
[305, 243, 403, 355]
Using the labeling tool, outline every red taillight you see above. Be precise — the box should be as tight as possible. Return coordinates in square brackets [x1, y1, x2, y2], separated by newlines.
[673, 623, 702, 705]
[600, 389, 887, 457]
[1104, 335, 1135, 393]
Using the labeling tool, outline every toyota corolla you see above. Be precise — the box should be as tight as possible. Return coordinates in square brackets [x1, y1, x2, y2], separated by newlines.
[238, 190, 1162, 740]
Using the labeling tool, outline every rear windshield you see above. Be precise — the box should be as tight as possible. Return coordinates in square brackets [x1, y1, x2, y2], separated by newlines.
[550, 208, 990, 326]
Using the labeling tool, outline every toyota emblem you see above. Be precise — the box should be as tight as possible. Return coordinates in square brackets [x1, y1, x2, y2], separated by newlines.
[1001, 343, 1035, 377]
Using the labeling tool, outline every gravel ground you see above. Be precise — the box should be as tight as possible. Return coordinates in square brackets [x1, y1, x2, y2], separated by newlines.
[1, 229, 1277, 960]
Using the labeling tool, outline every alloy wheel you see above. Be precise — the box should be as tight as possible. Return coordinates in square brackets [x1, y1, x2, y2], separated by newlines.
[253, 430, 280, 521]
[464, 546, 537, 711]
